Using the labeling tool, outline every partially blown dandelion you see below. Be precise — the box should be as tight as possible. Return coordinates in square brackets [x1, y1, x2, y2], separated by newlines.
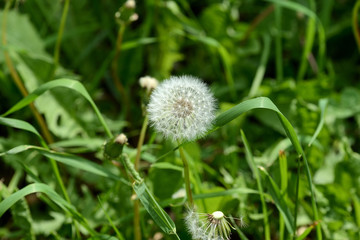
[147, 76, 216, 142]
[185, 207, 244, 240]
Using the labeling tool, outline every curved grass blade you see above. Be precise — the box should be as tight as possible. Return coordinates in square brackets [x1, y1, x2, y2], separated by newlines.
[212, 97, 321, 239]
[0, 117, 44, 143]
[1, 79, 112, 138]
[308, 99, 328, 147]
[0, 145, 129, 185]
[258, 166, 295, 234]
[0, 183, 95, 235]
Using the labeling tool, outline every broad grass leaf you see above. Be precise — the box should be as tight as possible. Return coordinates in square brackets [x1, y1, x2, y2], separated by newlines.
[213, 97, 304, 156]
[0, 182, 35, 240]
[0, 10, 47, 62]
[133, 181, 178, 236]
[0, 183, 94, 235]
[0, 145, 128, 185]
[2, 79, 112, 138]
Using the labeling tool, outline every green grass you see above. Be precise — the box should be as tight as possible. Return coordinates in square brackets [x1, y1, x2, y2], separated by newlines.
[1, 0, 360, 239]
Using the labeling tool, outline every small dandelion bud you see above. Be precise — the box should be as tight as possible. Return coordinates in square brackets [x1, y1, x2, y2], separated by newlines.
[115, 11, 121, 19]
[103, 133, 128, 160]
[129, 13, 139, 22]
[124, 0, 136, 9]
[147, 75, 216, 142]
[139, 76, 159, 92]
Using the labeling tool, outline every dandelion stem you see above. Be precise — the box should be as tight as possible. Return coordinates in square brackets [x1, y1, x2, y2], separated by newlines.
[178, 144, 194, 206]
[134, 115, 148, 170]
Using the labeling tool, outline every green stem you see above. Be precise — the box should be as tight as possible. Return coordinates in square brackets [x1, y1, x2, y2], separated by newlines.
[134, 115, 148, 170]
[293, 156, 301, 240]
[133, 115, 148, 240]
[275, 3, 283, 81]
[279, 151, 288, 240]
[241, 130, 270, 240]
[302, 154, 322, 240]
[352, 0, 360, 52]
[52, 0, 70, 78]
[178, 145, 194, 206]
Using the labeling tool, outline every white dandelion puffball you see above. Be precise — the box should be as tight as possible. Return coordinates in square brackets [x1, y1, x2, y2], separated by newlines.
[147, 76, 216, 142]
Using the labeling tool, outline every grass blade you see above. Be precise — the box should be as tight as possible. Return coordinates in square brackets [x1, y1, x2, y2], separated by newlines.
[308, 99, 328, 147]
[0, 117, 44, 143]
[241, 130, 270, 240]
[248, 34, 271, 97]
[213, 97, 321, 239]
[0, 183, 94, 235]
[258, 166, 295, 234]
[0, 145, 129, 185]
[1, 79, 113, 138]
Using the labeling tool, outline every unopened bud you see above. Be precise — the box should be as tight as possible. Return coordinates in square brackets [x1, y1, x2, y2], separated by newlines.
[139, 76, 158, 91]
[103, 133, 128, 160]
[129, 13, 138, 22]
[125, 0, 136, 9]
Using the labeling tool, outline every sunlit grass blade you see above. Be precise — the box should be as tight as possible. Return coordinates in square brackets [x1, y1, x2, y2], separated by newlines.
[213, 97, 321, 239]
[0, 183, 95, 235]
[1, 79, 113, 138]
[0, 145, 129, 185]
[308, 99, 328, 147]
[241, 130, 270, 240]
[258, 166, 295, 234]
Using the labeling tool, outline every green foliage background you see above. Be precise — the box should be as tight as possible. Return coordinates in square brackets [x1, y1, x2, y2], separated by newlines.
[0, 0, 360, 239]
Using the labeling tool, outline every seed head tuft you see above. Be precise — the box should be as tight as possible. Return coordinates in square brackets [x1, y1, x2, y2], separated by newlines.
[185, 207, 242, 240]
[147, 76, 216, 142]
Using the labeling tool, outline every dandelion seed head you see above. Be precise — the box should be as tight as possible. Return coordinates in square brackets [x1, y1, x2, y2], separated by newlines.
[147, 76, 216, 142]
[185, 207, 236, 240]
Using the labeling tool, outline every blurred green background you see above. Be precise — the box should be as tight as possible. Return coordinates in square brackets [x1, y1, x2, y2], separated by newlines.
[1, 0, 360, 239]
